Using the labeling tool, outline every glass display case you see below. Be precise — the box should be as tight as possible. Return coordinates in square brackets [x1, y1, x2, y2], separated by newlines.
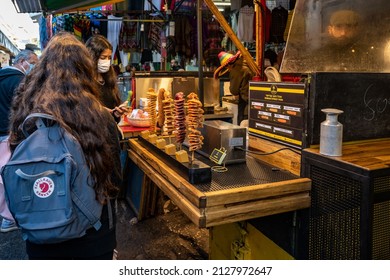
[281, 0, 390, 73]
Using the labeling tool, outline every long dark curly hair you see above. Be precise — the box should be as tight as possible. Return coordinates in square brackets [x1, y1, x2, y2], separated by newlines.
[8, 32, 119, 200]
[85, 34, 121, 107]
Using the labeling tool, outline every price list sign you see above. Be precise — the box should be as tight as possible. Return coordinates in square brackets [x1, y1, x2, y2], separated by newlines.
[248, 82, 306, 148]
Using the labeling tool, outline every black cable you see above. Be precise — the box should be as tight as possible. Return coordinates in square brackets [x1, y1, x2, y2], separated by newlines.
[235, 146, 301, 155]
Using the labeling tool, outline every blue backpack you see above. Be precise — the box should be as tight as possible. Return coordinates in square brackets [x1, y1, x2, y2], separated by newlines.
[1, 113, 103, 244]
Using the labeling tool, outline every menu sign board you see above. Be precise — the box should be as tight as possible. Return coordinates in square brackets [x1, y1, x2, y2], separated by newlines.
[248, 82, 306, 148]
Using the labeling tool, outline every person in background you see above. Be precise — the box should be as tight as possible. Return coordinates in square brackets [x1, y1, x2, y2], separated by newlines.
[214, 51, 254, 125]
[170, 59, 180, 71]
[7, 32, 122, 260]
[0, 50, 38, 233]
[326, 9, 360, 44]
[85, 34, 129, 122]
[312, 9, 382, 71]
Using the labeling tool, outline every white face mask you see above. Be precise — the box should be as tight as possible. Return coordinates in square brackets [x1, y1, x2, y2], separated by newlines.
[22, 61, 34, 75]
[97, 59, 111, 73]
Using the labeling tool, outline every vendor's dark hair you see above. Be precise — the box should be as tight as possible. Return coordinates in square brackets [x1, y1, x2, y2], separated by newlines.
[8, 31, 118, 199]
[85, 34, 120, 107]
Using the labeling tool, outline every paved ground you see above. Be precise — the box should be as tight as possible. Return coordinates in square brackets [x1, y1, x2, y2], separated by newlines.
[0, 198, 209, 260]
[0, 218, 27, 260]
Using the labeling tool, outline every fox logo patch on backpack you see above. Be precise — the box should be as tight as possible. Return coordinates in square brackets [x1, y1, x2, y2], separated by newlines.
[0, 113, 103, 244]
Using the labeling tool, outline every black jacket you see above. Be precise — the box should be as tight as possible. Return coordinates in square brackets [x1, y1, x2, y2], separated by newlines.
[0, 67, 25, 136]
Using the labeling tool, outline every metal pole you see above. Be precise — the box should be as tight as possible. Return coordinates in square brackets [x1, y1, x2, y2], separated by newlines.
[255, 0, 265, 80]
[197, 0, 204, 104]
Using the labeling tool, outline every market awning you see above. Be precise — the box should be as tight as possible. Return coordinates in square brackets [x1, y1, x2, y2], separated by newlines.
[12, 0, 125, 14]
[0, 29, 20, 56]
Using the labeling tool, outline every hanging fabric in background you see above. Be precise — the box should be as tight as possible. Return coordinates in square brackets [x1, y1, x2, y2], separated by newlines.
[90, 13, 108, 37]
[264, 6, 272, 43]
[172, 0, 196, 15]
[128, 0, 143, 11]
[39, 15, 48, 49]
[73, 24, 82, 40]
[119, 16, 139, 52]
[188, 16, 198, 59]
[203, 16, 223, 69]
[46, 14, 53, 40]
[203, 16, 224, 50]
[270, 5, 288, 43]
[139, 16, 152, 50]
[73, 16, 91, 42]
[237, 4, 254, 43]
[224, 11, 238, 52]
[231, 0, 242, 11]
[107, 14, 123, 61]
[129, 51, 141, 69]
[152, 50, 161, 70]
[172, 0, 197, 15]
[100, 4, 113, 10]
[148, 19, 163, 51]
[174, 16, 193, 58]
[144, 0, 163, 11]
[141, 49, 153, 65]
[63, 15, 74, 33]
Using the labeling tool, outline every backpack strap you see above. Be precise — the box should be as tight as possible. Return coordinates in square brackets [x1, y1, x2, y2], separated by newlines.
[71, 192, 102, 230]
[107, 198, 114, 230]
[21, 113, 57, 138]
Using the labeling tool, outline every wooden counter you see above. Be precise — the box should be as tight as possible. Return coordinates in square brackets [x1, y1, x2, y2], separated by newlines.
[303, 138, 390, 172]
[128, 138, 311, 228]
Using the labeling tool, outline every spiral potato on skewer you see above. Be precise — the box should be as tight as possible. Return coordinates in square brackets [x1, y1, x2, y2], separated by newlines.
[186, 92, 204, 152]
[157, 88, 165, 128]
[146, 88, 158, 132]
[174, 92, 186, 145]
[162, 91, 175, 137]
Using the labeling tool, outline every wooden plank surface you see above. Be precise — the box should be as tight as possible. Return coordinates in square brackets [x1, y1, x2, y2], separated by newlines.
[304, 138, 390, 171]
[204, 192, 310, 227]
[204, 178, 311, 207]
[128, 149, 204, 227]
[248, 135, 302, 176]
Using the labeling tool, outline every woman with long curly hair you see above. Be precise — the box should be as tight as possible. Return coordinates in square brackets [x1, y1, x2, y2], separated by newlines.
[8, 32, 122, 260]
[85, 34, 128, 121]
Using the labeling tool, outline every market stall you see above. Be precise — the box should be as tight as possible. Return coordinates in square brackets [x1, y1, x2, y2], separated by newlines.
[14, 0, 390, 261]
[124, 0, 390, 260]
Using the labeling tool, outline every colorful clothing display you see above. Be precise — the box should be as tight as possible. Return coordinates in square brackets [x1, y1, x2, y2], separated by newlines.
[237, 5, 255, 43]
[38, 1, 292, 72]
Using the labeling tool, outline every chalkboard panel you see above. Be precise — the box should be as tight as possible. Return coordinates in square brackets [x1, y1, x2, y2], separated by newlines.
[308, 72, 390, 145]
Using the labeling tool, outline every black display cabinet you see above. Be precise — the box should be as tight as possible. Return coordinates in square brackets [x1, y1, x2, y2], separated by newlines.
[301, 141, 390, 259]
